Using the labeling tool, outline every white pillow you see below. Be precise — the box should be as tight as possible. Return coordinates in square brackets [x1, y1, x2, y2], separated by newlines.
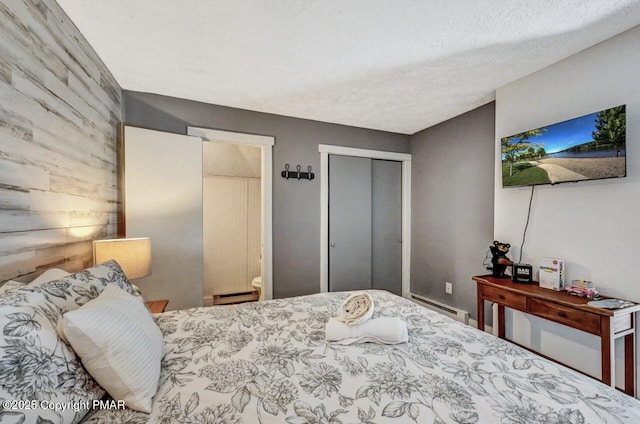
[0, 280, 25, 294]
[29, 268, 70, 286]
[60, 284, 164, 413]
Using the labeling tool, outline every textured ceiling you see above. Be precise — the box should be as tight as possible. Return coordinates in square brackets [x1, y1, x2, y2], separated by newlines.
[57, 0, 640, 134]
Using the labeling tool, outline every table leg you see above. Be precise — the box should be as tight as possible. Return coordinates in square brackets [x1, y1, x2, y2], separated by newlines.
[624, 332, 635, 396]
[497, 304, 506, 338]
[477, 290, 485, 332]
[623, 311, 636, 397]
[601, 317, 614, 388]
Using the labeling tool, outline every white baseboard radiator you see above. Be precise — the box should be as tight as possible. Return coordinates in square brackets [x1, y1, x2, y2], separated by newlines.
[203, 291, 259, 307]
[409, 293, 469, 324]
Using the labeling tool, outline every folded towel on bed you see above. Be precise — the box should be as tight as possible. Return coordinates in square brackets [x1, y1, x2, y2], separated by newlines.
[337, 292, 374, 325]
[325, 316, 408, 345]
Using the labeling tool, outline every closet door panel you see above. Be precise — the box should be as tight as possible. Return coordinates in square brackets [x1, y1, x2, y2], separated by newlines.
[124, 126, 203, 310]
[371, 159, 402, 295]
[329, 155, 372, 291]
[203, 177, 248, 295]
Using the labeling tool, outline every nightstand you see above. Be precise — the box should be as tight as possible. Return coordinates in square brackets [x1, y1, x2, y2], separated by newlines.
[145, 299, 169, 313]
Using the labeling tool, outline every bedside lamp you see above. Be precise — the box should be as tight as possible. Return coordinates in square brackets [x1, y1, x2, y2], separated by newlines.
[93, 237, 151, 295]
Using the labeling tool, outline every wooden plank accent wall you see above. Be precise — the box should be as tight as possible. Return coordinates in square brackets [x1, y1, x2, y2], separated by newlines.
[0, 0, 122, 282]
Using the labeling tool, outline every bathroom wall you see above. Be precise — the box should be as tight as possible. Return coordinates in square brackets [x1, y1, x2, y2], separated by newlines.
[203, 142, 261, 298]
[203, 142, 261, 178]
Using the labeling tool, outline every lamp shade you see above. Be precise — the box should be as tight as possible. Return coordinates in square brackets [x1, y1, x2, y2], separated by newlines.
[93, 238, 151, 279]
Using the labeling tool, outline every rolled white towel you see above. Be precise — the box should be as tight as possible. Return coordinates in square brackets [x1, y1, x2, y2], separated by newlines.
[325, 317, 408, 345]
[337, 292, 374, 325]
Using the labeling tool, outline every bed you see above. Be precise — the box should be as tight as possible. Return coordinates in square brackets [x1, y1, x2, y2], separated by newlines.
[1, 262, 639, 423]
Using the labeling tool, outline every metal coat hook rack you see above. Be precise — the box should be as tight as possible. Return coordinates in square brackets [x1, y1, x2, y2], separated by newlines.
[281, 164, 314, 180]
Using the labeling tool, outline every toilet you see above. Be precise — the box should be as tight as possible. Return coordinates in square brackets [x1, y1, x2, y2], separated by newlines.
[251, 276, 262, 300]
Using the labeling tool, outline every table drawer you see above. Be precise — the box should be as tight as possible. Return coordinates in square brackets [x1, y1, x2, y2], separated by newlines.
[479, 285, 526, 310]
[528, 298, 601, 335]
[613, 314, 632, 334]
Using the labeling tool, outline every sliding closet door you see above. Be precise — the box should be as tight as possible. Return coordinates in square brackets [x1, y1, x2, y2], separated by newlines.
[328, 155, 402, 294]
[371, 159, 402, 295]
[124, 126, 203, 310]
[329, 155, 372, 291]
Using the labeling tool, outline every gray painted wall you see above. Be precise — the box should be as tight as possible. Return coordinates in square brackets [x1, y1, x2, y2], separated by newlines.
[0, 0, 122, 282]
[409, 103, 495, 319]
[123, 91, 409, 298]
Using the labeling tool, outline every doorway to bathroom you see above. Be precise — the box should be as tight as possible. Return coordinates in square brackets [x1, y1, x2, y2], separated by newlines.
[203, 142, 262, 304]
[188, 126, 274, 304]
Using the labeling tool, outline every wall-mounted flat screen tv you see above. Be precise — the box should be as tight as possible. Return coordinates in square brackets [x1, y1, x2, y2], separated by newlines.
[501, 105, 626, 187]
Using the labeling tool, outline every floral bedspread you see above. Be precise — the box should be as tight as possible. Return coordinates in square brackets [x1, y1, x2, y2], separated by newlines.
[82, 290, 640, 423]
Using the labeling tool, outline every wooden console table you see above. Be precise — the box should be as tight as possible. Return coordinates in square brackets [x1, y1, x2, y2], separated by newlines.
[473, 275, 640, 396]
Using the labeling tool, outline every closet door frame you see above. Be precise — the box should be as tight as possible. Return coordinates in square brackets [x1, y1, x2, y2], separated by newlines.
[319, 144, 411, 298]
[188, 127, 274, 301]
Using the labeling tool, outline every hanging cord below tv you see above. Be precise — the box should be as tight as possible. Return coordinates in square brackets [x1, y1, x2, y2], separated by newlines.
[518, 185, 535, 264]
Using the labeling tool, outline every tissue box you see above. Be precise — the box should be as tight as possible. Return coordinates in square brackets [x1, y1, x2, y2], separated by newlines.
[539, 257, 565, 291]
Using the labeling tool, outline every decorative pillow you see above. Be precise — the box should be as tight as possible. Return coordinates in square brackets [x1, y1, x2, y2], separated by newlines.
[60, 284, 164, 413]
[0, 285, 104, 424]
[30, 260, 137, 314]
[0, 280, 25, 295]
[29, 268, 70, 286]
